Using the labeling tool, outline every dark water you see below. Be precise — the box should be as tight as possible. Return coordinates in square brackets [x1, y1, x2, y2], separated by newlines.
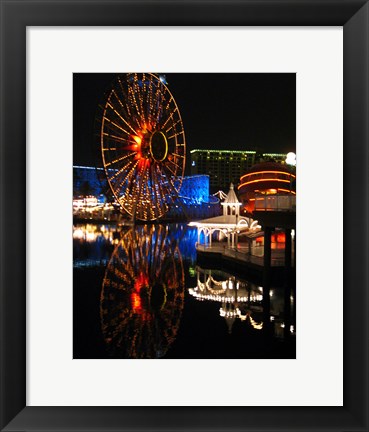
[73, 223, 296, 359]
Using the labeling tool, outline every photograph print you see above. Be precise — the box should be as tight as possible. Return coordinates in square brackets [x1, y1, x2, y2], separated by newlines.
[73, 73, 296, 359]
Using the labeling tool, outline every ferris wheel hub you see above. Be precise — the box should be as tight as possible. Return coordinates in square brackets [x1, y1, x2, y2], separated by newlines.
[149, 130, 168, 162]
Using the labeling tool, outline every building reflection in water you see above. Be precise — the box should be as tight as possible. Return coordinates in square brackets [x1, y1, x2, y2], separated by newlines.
[100, 224, 185, 359]
[189, 267, 295, 338]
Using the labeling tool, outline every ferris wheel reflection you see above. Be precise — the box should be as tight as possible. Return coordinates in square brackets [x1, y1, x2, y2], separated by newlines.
[100, 224, 185, 358]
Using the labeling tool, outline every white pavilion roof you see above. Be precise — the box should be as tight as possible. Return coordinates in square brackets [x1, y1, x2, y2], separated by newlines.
[222, 183, 241, 205]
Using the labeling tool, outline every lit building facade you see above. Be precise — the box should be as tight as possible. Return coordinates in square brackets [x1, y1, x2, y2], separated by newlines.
[260, 153, 288, 164]
[190, 149, 257, 190]
[190, 149, 289, 191]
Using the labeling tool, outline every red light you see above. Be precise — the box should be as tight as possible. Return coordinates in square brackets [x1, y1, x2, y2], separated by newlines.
[131, 292, 142, 313]
[134, 273, 149, 293]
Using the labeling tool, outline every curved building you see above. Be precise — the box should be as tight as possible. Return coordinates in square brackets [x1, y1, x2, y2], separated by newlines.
[238, 162, 296, 214]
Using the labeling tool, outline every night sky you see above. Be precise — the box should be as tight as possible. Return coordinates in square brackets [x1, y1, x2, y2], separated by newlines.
[73, 73, 296, 173]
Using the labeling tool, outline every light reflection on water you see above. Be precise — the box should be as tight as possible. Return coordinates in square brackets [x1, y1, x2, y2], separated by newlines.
[190, 267, 294, 338]
[73, 223, 198, 268]
[73, 223, 295, 359]
[100, 224, 185, 359]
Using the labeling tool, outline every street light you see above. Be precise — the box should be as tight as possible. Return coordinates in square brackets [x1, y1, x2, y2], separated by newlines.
[285, 152, 296, 166]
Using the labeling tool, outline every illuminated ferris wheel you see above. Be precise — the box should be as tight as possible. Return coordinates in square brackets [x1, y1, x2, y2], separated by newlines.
[98, 73, 186, 221]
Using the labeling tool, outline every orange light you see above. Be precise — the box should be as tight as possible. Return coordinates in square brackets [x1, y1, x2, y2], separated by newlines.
[133, 135, 142, 145]
[131, 293, 142, 313]
[277, 233, 285, 242]
[239, 178, 291, 188]
[138, 158, 150, 168]
[240, 171, 296, 181]
[124, 145, 139, 152]
[278, 188, 296, 195]
[272, 233, 285, 243]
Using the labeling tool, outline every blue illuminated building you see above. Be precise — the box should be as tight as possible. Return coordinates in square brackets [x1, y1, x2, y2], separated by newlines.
[73, 166, 220, 220]
[73, 166, 108, 197]
[175, 175, 210, 203]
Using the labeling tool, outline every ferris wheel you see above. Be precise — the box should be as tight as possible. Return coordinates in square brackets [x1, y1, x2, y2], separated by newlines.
[98, 73, 186, 221]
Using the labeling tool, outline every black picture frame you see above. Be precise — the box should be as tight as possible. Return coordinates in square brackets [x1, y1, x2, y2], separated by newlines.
[1, 1, 368, 431]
